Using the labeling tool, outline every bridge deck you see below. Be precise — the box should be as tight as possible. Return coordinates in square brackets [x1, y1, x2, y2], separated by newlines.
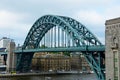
[15, 45, 105, 53]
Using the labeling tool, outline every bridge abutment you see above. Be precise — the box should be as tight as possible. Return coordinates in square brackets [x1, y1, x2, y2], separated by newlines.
[6, 41, 16, 73]
[105, 18, 120, 80]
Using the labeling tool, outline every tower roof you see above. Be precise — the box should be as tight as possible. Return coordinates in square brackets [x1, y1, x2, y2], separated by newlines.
[105, 17, 120, 25]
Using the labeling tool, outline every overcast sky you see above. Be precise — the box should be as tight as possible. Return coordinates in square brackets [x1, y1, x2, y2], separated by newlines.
[0, 0, 120, 45]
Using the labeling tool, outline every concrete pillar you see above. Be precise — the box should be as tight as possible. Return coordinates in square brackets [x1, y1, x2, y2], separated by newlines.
[6, 41, 16, 73]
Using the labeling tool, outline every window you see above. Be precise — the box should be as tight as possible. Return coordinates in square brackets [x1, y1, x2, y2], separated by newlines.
[113, 50, 119, 80]
[114, 58, 118, 62]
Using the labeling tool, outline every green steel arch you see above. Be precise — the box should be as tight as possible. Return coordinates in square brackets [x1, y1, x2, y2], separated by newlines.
[23, 15, 102, 49]
[16, 15, 105, 80]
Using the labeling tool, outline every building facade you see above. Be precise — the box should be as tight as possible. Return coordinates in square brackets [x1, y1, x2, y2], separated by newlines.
[105, 17, 120, 80]
[32, 53, 71, 72]
[32, 52, 91, 72]
[0, 37, 12, 48]
[70, 53, 82, 71]
[70, 53, 91, 72]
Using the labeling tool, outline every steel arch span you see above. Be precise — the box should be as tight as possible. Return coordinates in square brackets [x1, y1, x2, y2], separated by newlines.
[16, 15, 105, 80]
[23, 15, 102, 49]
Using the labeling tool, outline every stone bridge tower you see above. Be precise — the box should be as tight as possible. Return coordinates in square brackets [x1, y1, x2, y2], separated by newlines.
[6, 41, 16, 73]
[105, 18, 120, 80]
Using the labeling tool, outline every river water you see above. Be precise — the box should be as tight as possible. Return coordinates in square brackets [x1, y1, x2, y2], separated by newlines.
[0, 74, 97, 80]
